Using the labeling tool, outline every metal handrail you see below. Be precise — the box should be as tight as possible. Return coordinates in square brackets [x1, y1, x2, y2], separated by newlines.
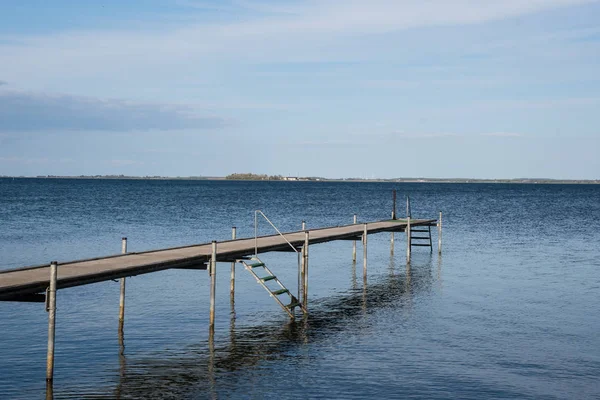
[254, 210, 299, 257]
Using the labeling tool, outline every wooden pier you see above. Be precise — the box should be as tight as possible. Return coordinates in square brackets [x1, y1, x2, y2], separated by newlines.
[0, 191, 442, 388]
[0, 218, 435, 301]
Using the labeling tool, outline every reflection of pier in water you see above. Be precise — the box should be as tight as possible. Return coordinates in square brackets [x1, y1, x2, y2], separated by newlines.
[111, 255, 439, 399]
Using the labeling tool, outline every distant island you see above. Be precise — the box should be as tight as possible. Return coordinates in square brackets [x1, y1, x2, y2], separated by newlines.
[226, 173, 283, 180]
[225, 173, 324, 181]
[0, 175, 598, 184]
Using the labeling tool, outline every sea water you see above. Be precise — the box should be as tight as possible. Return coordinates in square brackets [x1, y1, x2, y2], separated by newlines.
[0, 179, 598, 399]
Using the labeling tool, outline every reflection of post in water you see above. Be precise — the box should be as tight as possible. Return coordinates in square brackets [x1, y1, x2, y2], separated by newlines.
[436, 254, 443, 290]
[351, 260, 357, 290]
[229, 302, 236, 352]
[208, 330, 216, 399]
[118, 321, 125, 356]
[405, 262, 411, 291]
[403, 261, 414, 313]
[115, 328, 127, 400]
[297, 315, 310, 345]
[45, 381, 53, 400]
[362, 275, 367, 315]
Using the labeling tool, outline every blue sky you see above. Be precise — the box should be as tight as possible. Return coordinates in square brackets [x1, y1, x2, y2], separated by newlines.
[1, 0, 599, 179]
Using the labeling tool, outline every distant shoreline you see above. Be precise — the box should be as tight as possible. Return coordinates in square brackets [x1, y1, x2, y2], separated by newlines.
[1, 175, 598, 184]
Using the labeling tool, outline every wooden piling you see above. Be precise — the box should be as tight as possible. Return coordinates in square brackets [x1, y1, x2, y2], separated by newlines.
[363, 223, 368, 281]
[406, 195, 411, 218]
[438, 211, 442, 255]
[406, 217, 412, 263]
[230, 228, 236, 302]
[209, 241, 217, 331]
[118, 237, 127, 333]
[302, 220, 306, 231]
[303, 231, 309, 307]
[46, 261, 57, 382]
[352, 214, 357, 262]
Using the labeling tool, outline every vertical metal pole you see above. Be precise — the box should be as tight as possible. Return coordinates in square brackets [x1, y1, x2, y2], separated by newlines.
[406, 217, 412, 263]
[363, 223, 368, 281]
[298, 251, 302, 304]
[118, 237, 127, 333]
[302, 220, 306, 231]
[352, 214, 357, 262]
[46, 261, 58, 383]
[392, 189, 397, 220]
[209, 241, 217, 332]
[230, 227, 236, 302]
[438, 211, 442, 255]
[406, 195, 411, 218]
[303, 231, 309, 307]
[254, 211, 258, 257]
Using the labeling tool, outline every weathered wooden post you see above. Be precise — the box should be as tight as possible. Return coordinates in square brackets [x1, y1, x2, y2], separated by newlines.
[352, 214, 357, 262]
[230, 227, 236, 303]
[406, 217, 412, 263]
[363, 223, 368, 281]
[46, 261, 58, 383]
[392, 189, 397, 220]
[302, 220, 306, 231]
[438, 211, 442, 255]
[209, 241, 217, 332]
[391, 190, 396, 251]
[302, 231, 309, 307]
[118, 237, 127, 333]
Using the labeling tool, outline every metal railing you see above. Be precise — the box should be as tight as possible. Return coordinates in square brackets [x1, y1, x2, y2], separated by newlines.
[254, 210, 299, 257]
[254, 210, 304, 309]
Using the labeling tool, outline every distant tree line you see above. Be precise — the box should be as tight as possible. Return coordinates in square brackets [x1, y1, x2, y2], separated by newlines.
[225, 173, 284, 180]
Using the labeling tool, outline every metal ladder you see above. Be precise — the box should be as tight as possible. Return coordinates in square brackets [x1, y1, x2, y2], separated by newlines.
[238, 256, 306, 319]
[410, 225, 433, 249]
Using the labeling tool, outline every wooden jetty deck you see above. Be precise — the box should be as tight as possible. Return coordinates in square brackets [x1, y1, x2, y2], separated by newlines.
[0, 218, 435, 301]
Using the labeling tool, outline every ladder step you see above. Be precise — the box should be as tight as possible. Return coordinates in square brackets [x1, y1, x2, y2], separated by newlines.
[411, 244, 432, 247]
[271, 289, 289, 296]
[261, 275, 277, 282]
[411, 236, 430, 240]
[286, 301, 301, 309]
[247, 262, 265, 268]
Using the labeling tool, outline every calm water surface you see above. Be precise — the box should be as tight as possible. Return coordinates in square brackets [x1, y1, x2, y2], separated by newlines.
[0, 179, 599, 399]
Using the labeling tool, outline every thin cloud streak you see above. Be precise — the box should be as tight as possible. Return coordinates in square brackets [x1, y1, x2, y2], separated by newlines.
[0, 157, 74, 164]
[0, 90, 229, 132]
[481, 132, 523, 137]
[109, 159, 144, 167]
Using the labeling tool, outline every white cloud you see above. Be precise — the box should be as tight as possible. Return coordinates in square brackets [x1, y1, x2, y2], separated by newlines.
[0, 0, 596, 89]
